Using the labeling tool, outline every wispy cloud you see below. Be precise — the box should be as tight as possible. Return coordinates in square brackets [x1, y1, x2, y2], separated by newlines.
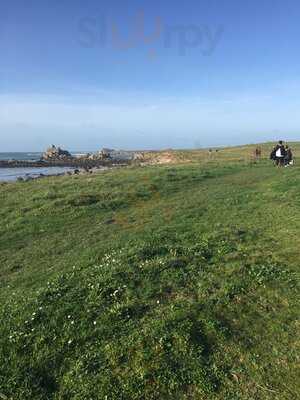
[1, 83, 300, 151]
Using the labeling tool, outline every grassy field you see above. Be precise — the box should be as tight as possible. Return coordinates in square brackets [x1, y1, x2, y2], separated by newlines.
[0, 146, 299, 399]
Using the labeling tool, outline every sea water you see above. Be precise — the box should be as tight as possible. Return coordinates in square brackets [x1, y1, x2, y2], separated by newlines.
[0, 152, 75, 182]
[0, 152, 42, 161]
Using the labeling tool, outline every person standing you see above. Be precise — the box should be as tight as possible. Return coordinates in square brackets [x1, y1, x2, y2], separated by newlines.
[272, 140, 286, 167]
[285, 145, 293, 166]
[254, 147, 262, 160]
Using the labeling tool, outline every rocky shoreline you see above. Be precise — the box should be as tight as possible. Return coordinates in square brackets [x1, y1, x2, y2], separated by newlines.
[0, 145, 144, 169]
[13, 166, 113, 183]
[0, 158, 127, 169]
[0, 164, 130, 184]
[0, 145, 138, 183]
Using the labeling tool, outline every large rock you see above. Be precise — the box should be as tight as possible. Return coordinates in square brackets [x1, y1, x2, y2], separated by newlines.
[42, 145, 72, 161]
[88, 148, 139, 162]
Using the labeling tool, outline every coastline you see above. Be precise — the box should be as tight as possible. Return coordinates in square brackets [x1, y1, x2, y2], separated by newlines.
[0, 158, 125, 169]
[0, 146, 137, 183]
[0, 163, 128, 183]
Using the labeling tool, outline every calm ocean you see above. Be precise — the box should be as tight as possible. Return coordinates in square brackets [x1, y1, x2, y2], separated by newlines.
[0, 152, 42, 161]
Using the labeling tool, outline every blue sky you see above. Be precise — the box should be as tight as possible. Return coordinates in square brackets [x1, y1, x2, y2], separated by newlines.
[1, 0, 300, 151]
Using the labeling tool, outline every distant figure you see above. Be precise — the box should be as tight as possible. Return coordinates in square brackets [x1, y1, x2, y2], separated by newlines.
[284, 145, 294, 166]
[254, 147, 262, 160]
[270, 140, 286, 167]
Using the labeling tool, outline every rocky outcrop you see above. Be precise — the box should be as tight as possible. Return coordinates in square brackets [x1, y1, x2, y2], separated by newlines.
[41, 146, 146, 163]
[88, 148, 141, 162]
[42, 145, 72, 161]
[88, 149, 112, 161]
[133, 152, 145, 161]
[0, 147, 144, 169]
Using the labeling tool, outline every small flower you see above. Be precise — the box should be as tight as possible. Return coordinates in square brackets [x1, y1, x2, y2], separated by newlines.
[68, 339, 72, 345]
[93, 321, 97, 325]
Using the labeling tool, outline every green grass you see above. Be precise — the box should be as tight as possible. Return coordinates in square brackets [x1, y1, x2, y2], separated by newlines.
[0, 155, 299, 399]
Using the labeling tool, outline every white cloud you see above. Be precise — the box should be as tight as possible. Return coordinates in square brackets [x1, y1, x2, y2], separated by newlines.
[0, 85, 300, 151]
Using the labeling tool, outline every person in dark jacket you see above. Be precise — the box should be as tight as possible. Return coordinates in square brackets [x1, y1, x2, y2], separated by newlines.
[271, 140, 286, 167]
[284, 145, 293, 166]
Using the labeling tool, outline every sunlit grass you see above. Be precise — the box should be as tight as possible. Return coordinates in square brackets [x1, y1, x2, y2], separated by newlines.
[0, 151, 299, 399]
